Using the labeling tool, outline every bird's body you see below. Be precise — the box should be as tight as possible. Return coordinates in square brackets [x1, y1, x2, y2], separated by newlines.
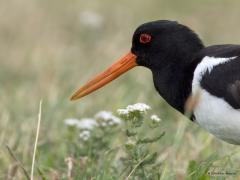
[151, 43, 240, 145]
[190, 46, 240, 144]
[72, 20, 240, 145]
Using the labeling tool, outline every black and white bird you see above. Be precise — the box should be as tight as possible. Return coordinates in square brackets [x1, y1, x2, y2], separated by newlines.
[71, 20, 240, 145]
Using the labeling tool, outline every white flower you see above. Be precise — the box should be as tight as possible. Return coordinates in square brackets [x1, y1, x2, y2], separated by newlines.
[64, 118, 81, 127]
[95, 111, 121, 126]
[117, 103, 151, 116]
[76, 118, 98, 130]
[79, 11, 103, 28]
[126, 103, 151, 113]
[117, 109, 129, 116]
[127, 103, 151, 113]
[79, 130, 91, 141]
[151, 115, 161, 123]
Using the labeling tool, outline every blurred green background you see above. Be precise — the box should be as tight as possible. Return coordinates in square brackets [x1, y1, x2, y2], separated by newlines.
[1, 0, 240, 179]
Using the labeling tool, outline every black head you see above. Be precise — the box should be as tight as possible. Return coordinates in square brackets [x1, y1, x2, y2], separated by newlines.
[131, 20, 204, 70]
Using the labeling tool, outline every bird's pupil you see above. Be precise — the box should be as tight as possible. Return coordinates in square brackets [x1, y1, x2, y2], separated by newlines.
[140, 34, 151, 44]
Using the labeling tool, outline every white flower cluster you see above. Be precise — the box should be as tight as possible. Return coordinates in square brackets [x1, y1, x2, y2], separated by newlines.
[95, 111, 121, 126]
[64, 118, 97, 130]
[64, 111, 121, 141]
[79, 130, 91, 141]
[117, 103, 151, 116]
[64, 118, 97, 141]
[150, 115, 161, 123]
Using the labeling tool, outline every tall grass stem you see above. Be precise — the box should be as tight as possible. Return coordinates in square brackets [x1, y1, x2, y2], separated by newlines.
[31, 100, 42, 180]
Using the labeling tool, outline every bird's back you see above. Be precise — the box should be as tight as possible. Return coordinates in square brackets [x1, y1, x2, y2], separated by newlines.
[192, 44, 240, 144]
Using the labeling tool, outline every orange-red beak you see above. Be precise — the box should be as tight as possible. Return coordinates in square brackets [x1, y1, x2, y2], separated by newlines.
[71, 52, 137, 100]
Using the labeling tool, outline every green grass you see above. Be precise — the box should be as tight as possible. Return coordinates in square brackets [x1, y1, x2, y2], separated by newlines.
[1, 0, 240, 179]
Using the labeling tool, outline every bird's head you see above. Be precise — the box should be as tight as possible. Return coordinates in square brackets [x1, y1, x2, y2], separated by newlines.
[71, 20, 204, 100]
[131, 20, 203, 70]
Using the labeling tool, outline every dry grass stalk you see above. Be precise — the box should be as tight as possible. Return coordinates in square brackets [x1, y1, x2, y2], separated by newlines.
[31, 100, 42, 180]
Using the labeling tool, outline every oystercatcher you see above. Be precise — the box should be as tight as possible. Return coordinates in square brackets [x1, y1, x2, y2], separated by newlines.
[71, 20, 240, 145]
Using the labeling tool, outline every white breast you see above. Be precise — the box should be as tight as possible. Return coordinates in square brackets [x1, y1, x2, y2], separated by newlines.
[192, 56, 240, 145]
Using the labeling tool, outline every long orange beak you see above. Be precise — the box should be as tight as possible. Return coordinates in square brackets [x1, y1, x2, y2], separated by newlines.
[71, 52, 137, 100]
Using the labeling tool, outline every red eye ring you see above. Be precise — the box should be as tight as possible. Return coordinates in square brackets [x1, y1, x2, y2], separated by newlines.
[140, 33, 152, 44]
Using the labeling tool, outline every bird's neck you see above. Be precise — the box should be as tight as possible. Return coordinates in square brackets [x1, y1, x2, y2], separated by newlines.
[152, 59, 200, 114]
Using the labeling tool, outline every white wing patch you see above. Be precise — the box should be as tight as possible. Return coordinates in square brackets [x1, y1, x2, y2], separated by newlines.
[192, 56, 237, 93]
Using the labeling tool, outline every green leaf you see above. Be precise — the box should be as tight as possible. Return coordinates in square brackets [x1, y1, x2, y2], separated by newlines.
[137, 132, 165, 144]
[126, 129, 137, 137]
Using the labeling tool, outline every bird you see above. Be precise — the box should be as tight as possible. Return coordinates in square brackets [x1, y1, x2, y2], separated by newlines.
[71, 20, 240, 145]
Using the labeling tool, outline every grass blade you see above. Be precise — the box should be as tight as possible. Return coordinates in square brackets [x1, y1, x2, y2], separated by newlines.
[6, 145, 30, 180]
[31, 100, 42, 180]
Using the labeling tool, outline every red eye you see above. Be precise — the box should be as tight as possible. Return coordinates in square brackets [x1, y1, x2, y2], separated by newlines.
[140, 33, 152, 44]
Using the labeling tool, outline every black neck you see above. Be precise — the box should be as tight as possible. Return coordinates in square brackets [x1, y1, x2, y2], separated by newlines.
[152, 58, 200, 114]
